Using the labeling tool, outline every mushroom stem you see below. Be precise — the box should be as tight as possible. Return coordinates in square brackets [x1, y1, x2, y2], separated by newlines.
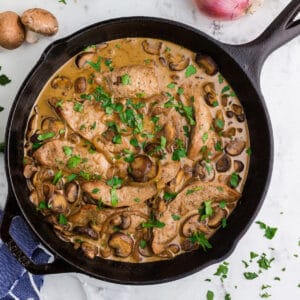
[25, 29, 39, 44]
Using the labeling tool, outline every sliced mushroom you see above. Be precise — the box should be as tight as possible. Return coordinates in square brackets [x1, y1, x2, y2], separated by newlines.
[180, 239, 197, 252]
[138, 240, 153, 257]
[203, 82, 218, 107]
[110, 214, 131, 230]
[142, 40, 162, 55]
[73, 226, 99, 240]
[130, 155, 157, 182]
[225, 139, 246, 156]
[81, 242, 97, 259]
[194, 160, 215, 182]
[168, 54, 190, 71]
[236, 113, 246, 122]
[41, 117, 65, 133]
[29, 190, 39, 206]
[234, 160, 244, 173]
[74, 77, 87, 93]
[168, 244, 180, 254]
[51, 76, 72, 90]
[0, 11, 25, 50]
[207, 207, 227, 228]
[163, 123, 176, 144]
[65, 182, 79, 203]
[108, 232, 133, 258]
[181, 214, 210, 237]
[216, 155, 231, 172]
[159, 56, 167, 67]
[222, 127, 236, 138]
[26, 108, 38, 139]
[195, 53, 218, 76]
[100, 247, 112, 258]
[75, 52, 95, 69]
[221, 95, 228, 107]
[226, 111, 234, 118]
[231, 104, 243, 115]
[68, 133, 81, 144]
[145, 142, 164, 158]
[48, 192, 68, 213]
[23, 164, 38, 179]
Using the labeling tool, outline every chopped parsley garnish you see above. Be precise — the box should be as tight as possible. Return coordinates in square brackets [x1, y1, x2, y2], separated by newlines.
[172, 148, 187, 161]
[250, 251, 259, 259]
[63, 146, 73, 156]
[91, 122, 96, 130]
[183, 125, 189, 137]
[260, 292, 271, 298]
[58, 214, 67, 225]
[221, 86, 231, 94]
[92, 188, 100, 194]
[104, 58, 114, 71]
[214, 141, 223, 152]
[0, 74, 11, 86]
[163, 192, 177, 201]
[225, 294, 231, 300]
[256, 221, 277, 240]
[37, 201, 48, 210]
[246, 147, 252, 155]
[52, 170, 63, 185]
[134, 197, 140, 203]
[171, 214, 181, 221]
[0, 106, 3, 112]
[32, 142, 42, 150]
[130, 137, 139, 147]
[186, 186, 203, 195]
[136, 92, 146, 98]
[185, 65, 197, 78]
[112, 134, 122, 144]
[58, 0, 67, 4]
[219, 200, 227, 209]
[202, 132, 209, 143]
[73, 102, 83, 112]
[66, 173, 77, 182]
[121, 73, 131, 85]
[215, 118, 224, 129]
[55, 99, 64, 108]
[140, 239, 147, 249]
[107, 176, 123, 206]
[189, 232, 212, 252]
[221, 217, 227, 228]
[167, 82, 176, 89]
[97, 199, 103, 210]
[218, 74, 224, 84]
[243, 272, 258, 280]
[142, 217, 165, 228]
[79, 171, 91, 180]
[177, 87, 184, 95]
[67, 155, 81, 169]
[87, 56, 102, 71]
[37, 132, 55, 141]
[206, 290, 214, 300]
[199, 200, 213, 220]
[229, 172, 239, 188]
[123, 149, 134, 163]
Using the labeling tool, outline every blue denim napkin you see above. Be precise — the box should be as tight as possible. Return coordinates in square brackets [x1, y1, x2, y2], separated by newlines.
[0, 210, 50, 300]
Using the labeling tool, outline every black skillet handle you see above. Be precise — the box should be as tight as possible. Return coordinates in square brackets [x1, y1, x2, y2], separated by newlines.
[224, 0, 300, 85]
[0, 192, 76, 275]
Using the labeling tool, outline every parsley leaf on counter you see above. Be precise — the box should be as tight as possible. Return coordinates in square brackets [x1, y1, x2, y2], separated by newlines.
[214, 261, 229, 281]
[256, 221, 278, 239]
[0, 106, 4, 112]
[244, 272, 258, 280]
[0, 74, 11, 86]
[206, 290, 214, 300]
[58, 0, 67, 4]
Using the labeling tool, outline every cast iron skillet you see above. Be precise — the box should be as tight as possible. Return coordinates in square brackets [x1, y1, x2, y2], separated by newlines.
[0, 0, 300, 285]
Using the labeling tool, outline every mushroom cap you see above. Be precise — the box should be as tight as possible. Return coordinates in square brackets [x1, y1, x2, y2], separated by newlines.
[0, 11, 25, 49]
[21, 8, 58, 36]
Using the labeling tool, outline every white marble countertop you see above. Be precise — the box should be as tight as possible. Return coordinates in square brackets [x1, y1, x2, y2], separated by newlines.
[0, 0, 300, 299]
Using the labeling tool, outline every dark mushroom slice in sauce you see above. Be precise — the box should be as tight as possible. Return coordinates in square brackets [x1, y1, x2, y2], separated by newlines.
[108, 232, 134, 258]
[195, 53, 218, 76]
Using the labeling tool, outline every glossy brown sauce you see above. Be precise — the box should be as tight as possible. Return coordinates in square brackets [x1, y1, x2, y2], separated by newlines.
[24, 38, 250, 262]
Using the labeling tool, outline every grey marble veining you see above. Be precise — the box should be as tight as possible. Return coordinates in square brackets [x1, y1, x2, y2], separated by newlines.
[0, 0, 299, 299]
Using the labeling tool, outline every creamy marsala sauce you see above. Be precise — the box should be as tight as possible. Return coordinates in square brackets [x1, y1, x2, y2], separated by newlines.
[24, 38, 250, 262]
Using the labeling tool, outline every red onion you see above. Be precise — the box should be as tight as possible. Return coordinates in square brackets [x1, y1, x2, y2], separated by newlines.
[195, 0, 252, 20]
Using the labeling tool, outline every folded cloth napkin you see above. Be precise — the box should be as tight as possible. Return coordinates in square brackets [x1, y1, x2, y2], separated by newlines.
[0, 210, 50, 300]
